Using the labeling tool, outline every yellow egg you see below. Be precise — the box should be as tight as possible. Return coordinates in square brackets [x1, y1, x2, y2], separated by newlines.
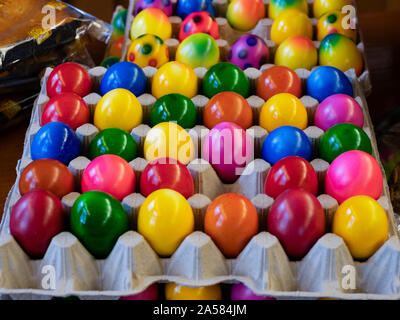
[138, 189, 194, 256]
[259, 93, 308, 132]
[332, 195, 389, 260]
[313, 0, 353, 18]
[317, 10, 357, 42]
[165, 283, 222, 300]
[130, 8, 172, 41]
[269, 0, 308, 20]
[94, 89, 143, 132]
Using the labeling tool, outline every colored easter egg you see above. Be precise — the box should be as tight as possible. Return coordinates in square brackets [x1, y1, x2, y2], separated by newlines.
[10, 190, 65, 258]
[81, 154, 136, 201]
[112, 9, 127, 35]
[332, 195, 388, 260]
[138, 189, 194, 256]
[319, 33, 363, 76]
[109, 36, 124, 58]
[140, 157, 194, 198]
[94, 88, 143, 132]
[31, 122, 81, 165]
[202, 122, 254, 183]
[135, 0, 173, 16]
[130, 8, 172, 40]
[89, 128, 138, 162]
[267, 188, 325, 259]
[227, 35, 269, 70]
[150, 93, 197, 128]
[47, 62, 92, 98]
[227, 0, 266, 32]
[325, 150, 383, 203]
[70, 191, 130, 258]
[100, 61, 146, 97]
[179, 11, 219, 42]
[205, 193, 258, 257]
[314, 94, 364, 131]
[165, 283, 222, 300]
[271, 9, 313, 45]
[256, 66, 302, 101]
[307, 66, 353, 102]
[264, 156, 318, 198]
[261, 125, 312, 165]
[152, 61, 198, 99]
[101, 56, 120, 69]
[120, 284, 159, 300]
[269, 0, 308, 20]
[319, 123, 372, 163]
[203, 91, 253, 130]
[127, 34, 169, 68]
[231, 283, 276, 300]
[176, 33, 220, 69]
[41, 92, 90, 130]
[202, 62, 250, 98]
[176, 0, 215, 19]
[313, 0, 352, 18]
[19, 159, 74, 198]
[144, 122, 195, 165]
[259, 93, 308, 132]
[275, 36, 318, 70]
[317, 10, 357, 42]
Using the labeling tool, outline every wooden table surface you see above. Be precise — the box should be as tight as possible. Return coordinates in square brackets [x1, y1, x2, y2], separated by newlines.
[1, 0, 400, 217]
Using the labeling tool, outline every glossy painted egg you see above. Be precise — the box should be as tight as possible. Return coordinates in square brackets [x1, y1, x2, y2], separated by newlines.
[70, 191, 130, 258]
[227, 0, 266, 31]
[130, 8, 172, 41]
[109, 36, 124, 58]
[267, 188, 325, 259]
[165, 283, 222, 300]
[101, 56, 120, 69]
[94, 88, 143, 132]
[179, 11, 219, 42]
[81, 154, 136, 201]
[10, 190, 65, 258]
[112, 9, 127, 35]
[138, 189, 194, 256]
[325, 150, 383, 203]
[127, 34, 169, 69]
[135, 0, 173, 16]
[231, 283, 276, 300]
[227, 35, 269, 70]
[202, 122, 254, 183]
[120, 284, 159, 300]
[256, 66, 302, 101]
[46, 62, 92, 98]
[19, 159, 74, 198]
[313, 0, 352, 18]
[176, 0, 215, 19]
[317, 10, 357, 42]
[269, 0, 308, 20]
[259, 93, 308, 132]
[152, 61, 198, 99]
[140, 157, 194, 198]
[31, 122, 81, 165]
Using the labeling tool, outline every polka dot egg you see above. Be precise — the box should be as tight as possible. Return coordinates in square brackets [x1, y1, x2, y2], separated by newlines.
[179, 11, 219, 42]
[228, 35, 269, 70]
[135, 0, 173, 16]
[127, 34, 169, 68]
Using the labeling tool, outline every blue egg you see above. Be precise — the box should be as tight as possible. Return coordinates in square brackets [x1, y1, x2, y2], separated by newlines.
[100, 61, 147, 96]
[176, 0, 215, 19]
[31, 122, 81, 165]
[262, 126, 312, 165]
[307, 66, 353, 102]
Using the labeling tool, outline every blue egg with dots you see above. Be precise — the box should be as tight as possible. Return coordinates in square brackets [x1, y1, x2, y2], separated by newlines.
[176, 0, 215, 19]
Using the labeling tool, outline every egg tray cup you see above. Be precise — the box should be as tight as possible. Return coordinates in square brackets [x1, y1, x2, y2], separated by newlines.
[122, 0, 371, 95]
[0, 61, 399, 300]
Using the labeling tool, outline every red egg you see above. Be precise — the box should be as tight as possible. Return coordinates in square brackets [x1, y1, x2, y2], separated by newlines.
[19, 159, 75, 198]
[264, 156, 318, 198]
[140, 158, 194, 199]
[109, 36, 125, 58]
[267, 188, 325, 259]
[119, 284, 159, 300]
[81, 154, 136, 201]
[10, 190, 66, 258]
[46, 62, 93, 98]
[41, 92, 90, 130]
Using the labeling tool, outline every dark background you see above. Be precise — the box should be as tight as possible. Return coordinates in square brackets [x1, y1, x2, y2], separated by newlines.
[1, 0, 400, 215]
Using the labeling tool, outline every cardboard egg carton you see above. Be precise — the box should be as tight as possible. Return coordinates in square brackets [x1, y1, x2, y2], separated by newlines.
[121, 0, 371, 94]
[0, 61, 399, 299]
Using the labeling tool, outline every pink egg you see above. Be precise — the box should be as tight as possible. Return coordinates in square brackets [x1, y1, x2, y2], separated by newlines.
[81, 154, 136, 201]
[231, 283, 276, 300]
[119, 284, 158, 300]
[314, 94, 364, 131]
[202, 122, 254, 183]
[325, 150, 383, 203]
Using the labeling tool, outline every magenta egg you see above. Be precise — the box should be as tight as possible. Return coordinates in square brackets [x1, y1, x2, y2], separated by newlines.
[314, 94, 364, 131]
[325, 150, 383, 203]
[119, 284, 159, 300]
[228, 35, 269, 70]
[231, 283, 276, 300]
[202, 122, 254, 183]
